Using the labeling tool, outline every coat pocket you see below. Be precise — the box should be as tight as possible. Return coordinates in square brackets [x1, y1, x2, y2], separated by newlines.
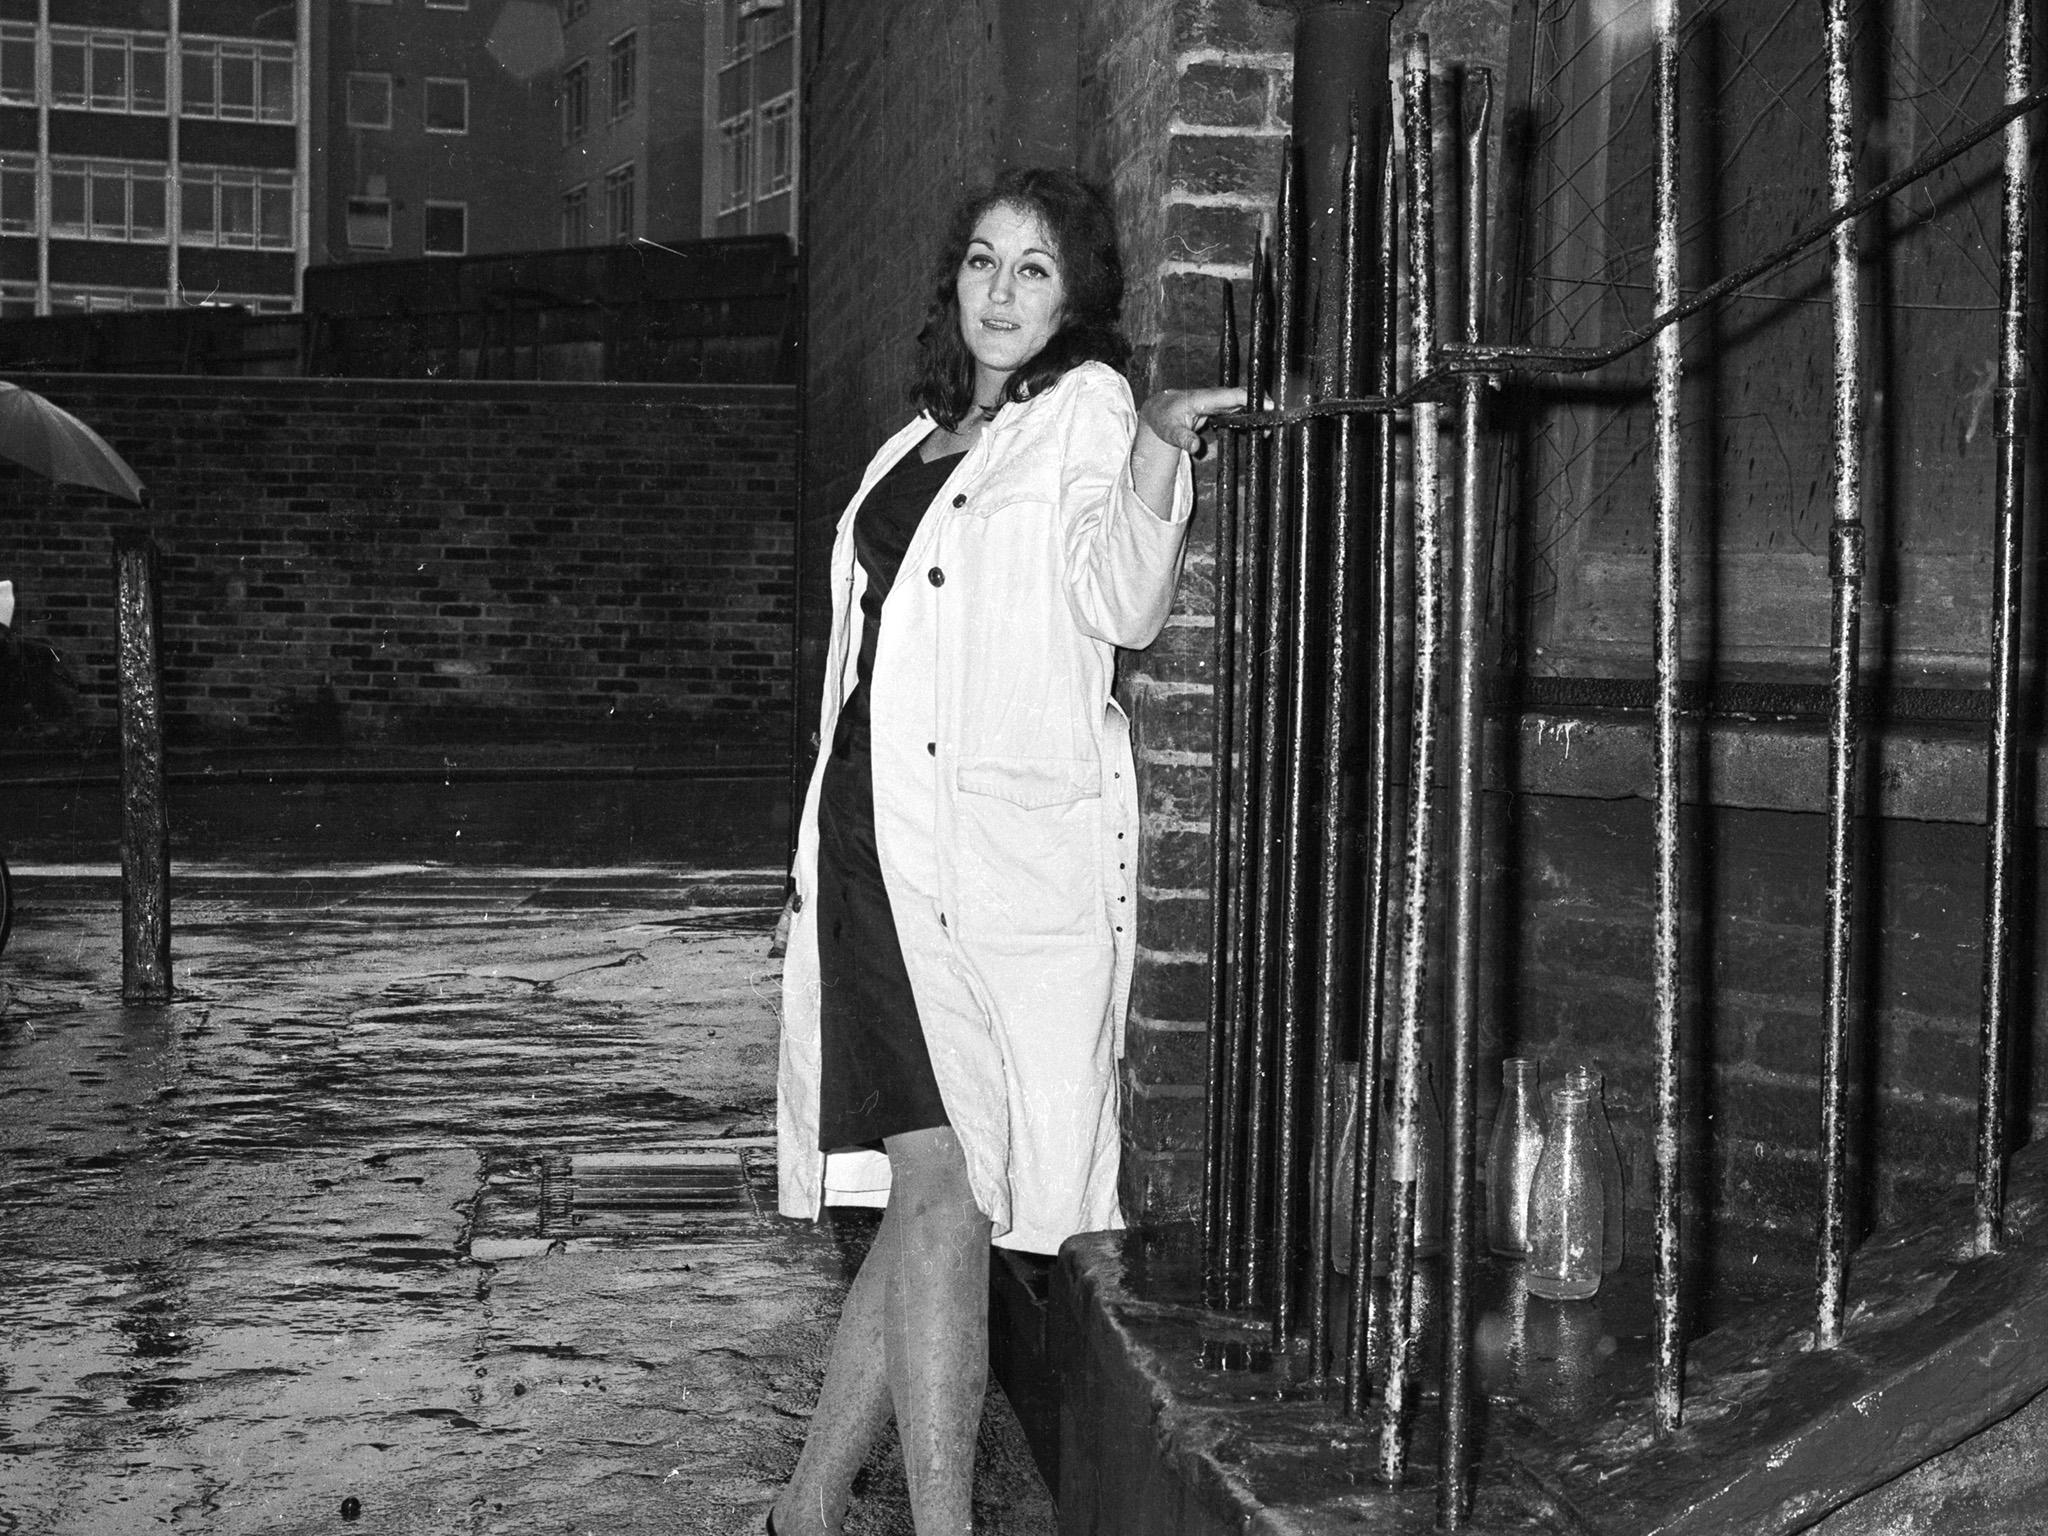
[952, 755, 1104, 939]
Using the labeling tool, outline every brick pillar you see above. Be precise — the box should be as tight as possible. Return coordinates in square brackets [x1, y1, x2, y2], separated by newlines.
[1117, 1, 1294, 1230]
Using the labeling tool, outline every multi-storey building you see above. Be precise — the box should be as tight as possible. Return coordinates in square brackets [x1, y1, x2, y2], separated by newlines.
[0, 0, 310, 316]
[316, 0, 555, 265]
[554, 0, 704, 250]
[703, 0, 794, 239]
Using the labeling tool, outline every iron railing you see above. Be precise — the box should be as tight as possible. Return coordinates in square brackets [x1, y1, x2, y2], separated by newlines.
[1199, 0, 2042, 1522]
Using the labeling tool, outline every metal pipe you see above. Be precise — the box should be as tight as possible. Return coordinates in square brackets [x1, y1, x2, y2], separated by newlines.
[1230, 246, 1275, 1309]
[1276, 203, 1327, 1344]
[1649, 0, 1686, 1436]
[1439, 66, 1492, 1530]
[1816, 0, 1865, 1350]
[1236, 240, 1269, 1310]
[1977, 0, 2034, 1257]
[1378, 35, 1444, 1485]
[1247, 153, 1302, 1314]
[1206, 282, 1244, 1309]
[1345, 132, 1402, 1417]
[1307, 122, 1367, 1381]
[116, 530, 171, 1004]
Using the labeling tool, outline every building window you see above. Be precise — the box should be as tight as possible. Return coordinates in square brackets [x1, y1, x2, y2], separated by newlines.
[345, 196, 392, 250]
[345, 73, 392, 129]
[48, 29, 169, 115]
[604, 161, 634, 240]
[424, 77, 469, 134]
[560, 184, 587, 247]
[48, 159, 168, 243]
[181, 165, 295, 250]
[426, 0, 469, 8]
[719, 114, 752, 215]
[562, 0, 590, 22]
[0, 280, 37, 318]
[424, 201, 467, 255]
[0, 156, 37, 235]
[758, 94, 794, 196]
[51, 284, 170, 313]
[0, 24, 32, 106]
[607, 31, 636, 120]
[182, 38, 295, 124]
[560, 59, 588, 143]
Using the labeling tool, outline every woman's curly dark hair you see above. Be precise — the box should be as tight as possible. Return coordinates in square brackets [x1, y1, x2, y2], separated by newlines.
[912, 168, 1133, 431]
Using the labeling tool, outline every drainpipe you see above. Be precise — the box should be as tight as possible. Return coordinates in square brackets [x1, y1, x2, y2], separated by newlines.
[1259, 0, 1403, 391]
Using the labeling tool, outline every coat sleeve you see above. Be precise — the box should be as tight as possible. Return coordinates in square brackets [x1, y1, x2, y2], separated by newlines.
[1055, 365, 1195, 649]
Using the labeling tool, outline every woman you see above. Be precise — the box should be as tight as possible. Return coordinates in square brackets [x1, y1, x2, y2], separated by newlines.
[773, 167, 1241, 1536]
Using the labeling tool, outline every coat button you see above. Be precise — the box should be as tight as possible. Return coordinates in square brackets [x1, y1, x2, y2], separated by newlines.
[926, 742, 936, 756]
[928, 567, 945, 586]
[952, 493, 966, 508]
[791, 893, 804, 913]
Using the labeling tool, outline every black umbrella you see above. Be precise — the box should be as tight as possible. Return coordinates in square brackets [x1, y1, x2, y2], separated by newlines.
[0, 380, 143, 503]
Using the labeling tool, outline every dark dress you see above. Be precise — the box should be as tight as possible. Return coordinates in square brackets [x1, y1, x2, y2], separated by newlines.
[814, 445, 960, 1151]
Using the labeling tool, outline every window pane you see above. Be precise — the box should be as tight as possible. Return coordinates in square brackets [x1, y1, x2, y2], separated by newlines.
[133, 44, 166, 112]
[91, 39, 126, 108]
[259, 183, 291, 246]
[424, 203, 465, 254]
[1, 166, 34, 234]
[260, 58, 293, 121]
[90, 169, 125, 234]
[1, 36, 33, 103]
[51, 170, 85, 234]
[52, 39, 86, 104]
[132, 174, 166, 239]
[220, 55, 256, 118]
[181, 177, 215, 239]
[221, 181, 255, 242]
[346, 198, 391, 250]
[426, 79, 466, 132]
[182, 48, 214, 113]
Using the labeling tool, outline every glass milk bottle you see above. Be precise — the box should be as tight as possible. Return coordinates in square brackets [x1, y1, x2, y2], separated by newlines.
[1566, 1064, 1627, 1273]
[1525, 1079, 1604, 1300]
[1486, 1058, 1545, 1256]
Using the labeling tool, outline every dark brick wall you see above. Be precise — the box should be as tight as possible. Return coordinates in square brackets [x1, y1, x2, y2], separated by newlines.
[1116, 0, 1293, 1229]
[0, 375, 795, 748]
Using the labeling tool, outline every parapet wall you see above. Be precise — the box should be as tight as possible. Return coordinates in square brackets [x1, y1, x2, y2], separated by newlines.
[0, 375, 796, 750]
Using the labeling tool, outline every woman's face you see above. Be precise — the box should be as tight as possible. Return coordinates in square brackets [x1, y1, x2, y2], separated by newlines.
[955, 202, 1066, 395]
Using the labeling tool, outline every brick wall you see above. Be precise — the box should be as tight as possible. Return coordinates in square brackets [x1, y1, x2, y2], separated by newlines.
[0, 375, 795, 748]
[1111, 0, 1293, 1228]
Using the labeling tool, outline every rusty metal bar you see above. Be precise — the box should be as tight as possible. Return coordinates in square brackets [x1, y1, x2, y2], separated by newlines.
[1439, 66, 1493, 1529]
[1977, 0, 2034, 1258]
[1246, 151, 1302, 1315]
[115, 530, 171, 1003]
[1205, 282, 1244, 1308]
[1815, 0, 1865, 1351]
[1307, 121, 1367, 1382]
[1229, 246, 1274, 1309]
[1649, 0, 1686, 1436]
[1275, 284, 1323, 1343]
[1379, 34, 1445, 1485]
[1345, 132, 1402, 1418]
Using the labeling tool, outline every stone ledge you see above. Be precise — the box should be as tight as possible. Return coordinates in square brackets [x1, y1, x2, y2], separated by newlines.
[1053, 1140, 2048, 1534]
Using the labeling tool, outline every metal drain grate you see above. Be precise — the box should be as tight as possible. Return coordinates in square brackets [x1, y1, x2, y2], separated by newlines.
[538, 1148, 761, 1236]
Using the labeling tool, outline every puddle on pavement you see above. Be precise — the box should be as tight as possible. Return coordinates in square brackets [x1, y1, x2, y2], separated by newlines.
[0, 889, 810, 1535]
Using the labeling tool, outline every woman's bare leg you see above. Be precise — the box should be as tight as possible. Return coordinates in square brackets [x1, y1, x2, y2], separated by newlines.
[771, 1209, 895, 1535]
[883, 1125, 991, 1535]
[770, 1126, 990, 1534]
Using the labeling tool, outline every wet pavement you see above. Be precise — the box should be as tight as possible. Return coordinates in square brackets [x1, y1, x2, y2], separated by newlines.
[0, 806, 1057, 1533]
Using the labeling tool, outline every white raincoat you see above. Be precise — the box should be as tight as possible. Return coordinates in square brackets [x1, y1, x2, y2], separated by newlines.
[778, 361, 1194, 1254]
